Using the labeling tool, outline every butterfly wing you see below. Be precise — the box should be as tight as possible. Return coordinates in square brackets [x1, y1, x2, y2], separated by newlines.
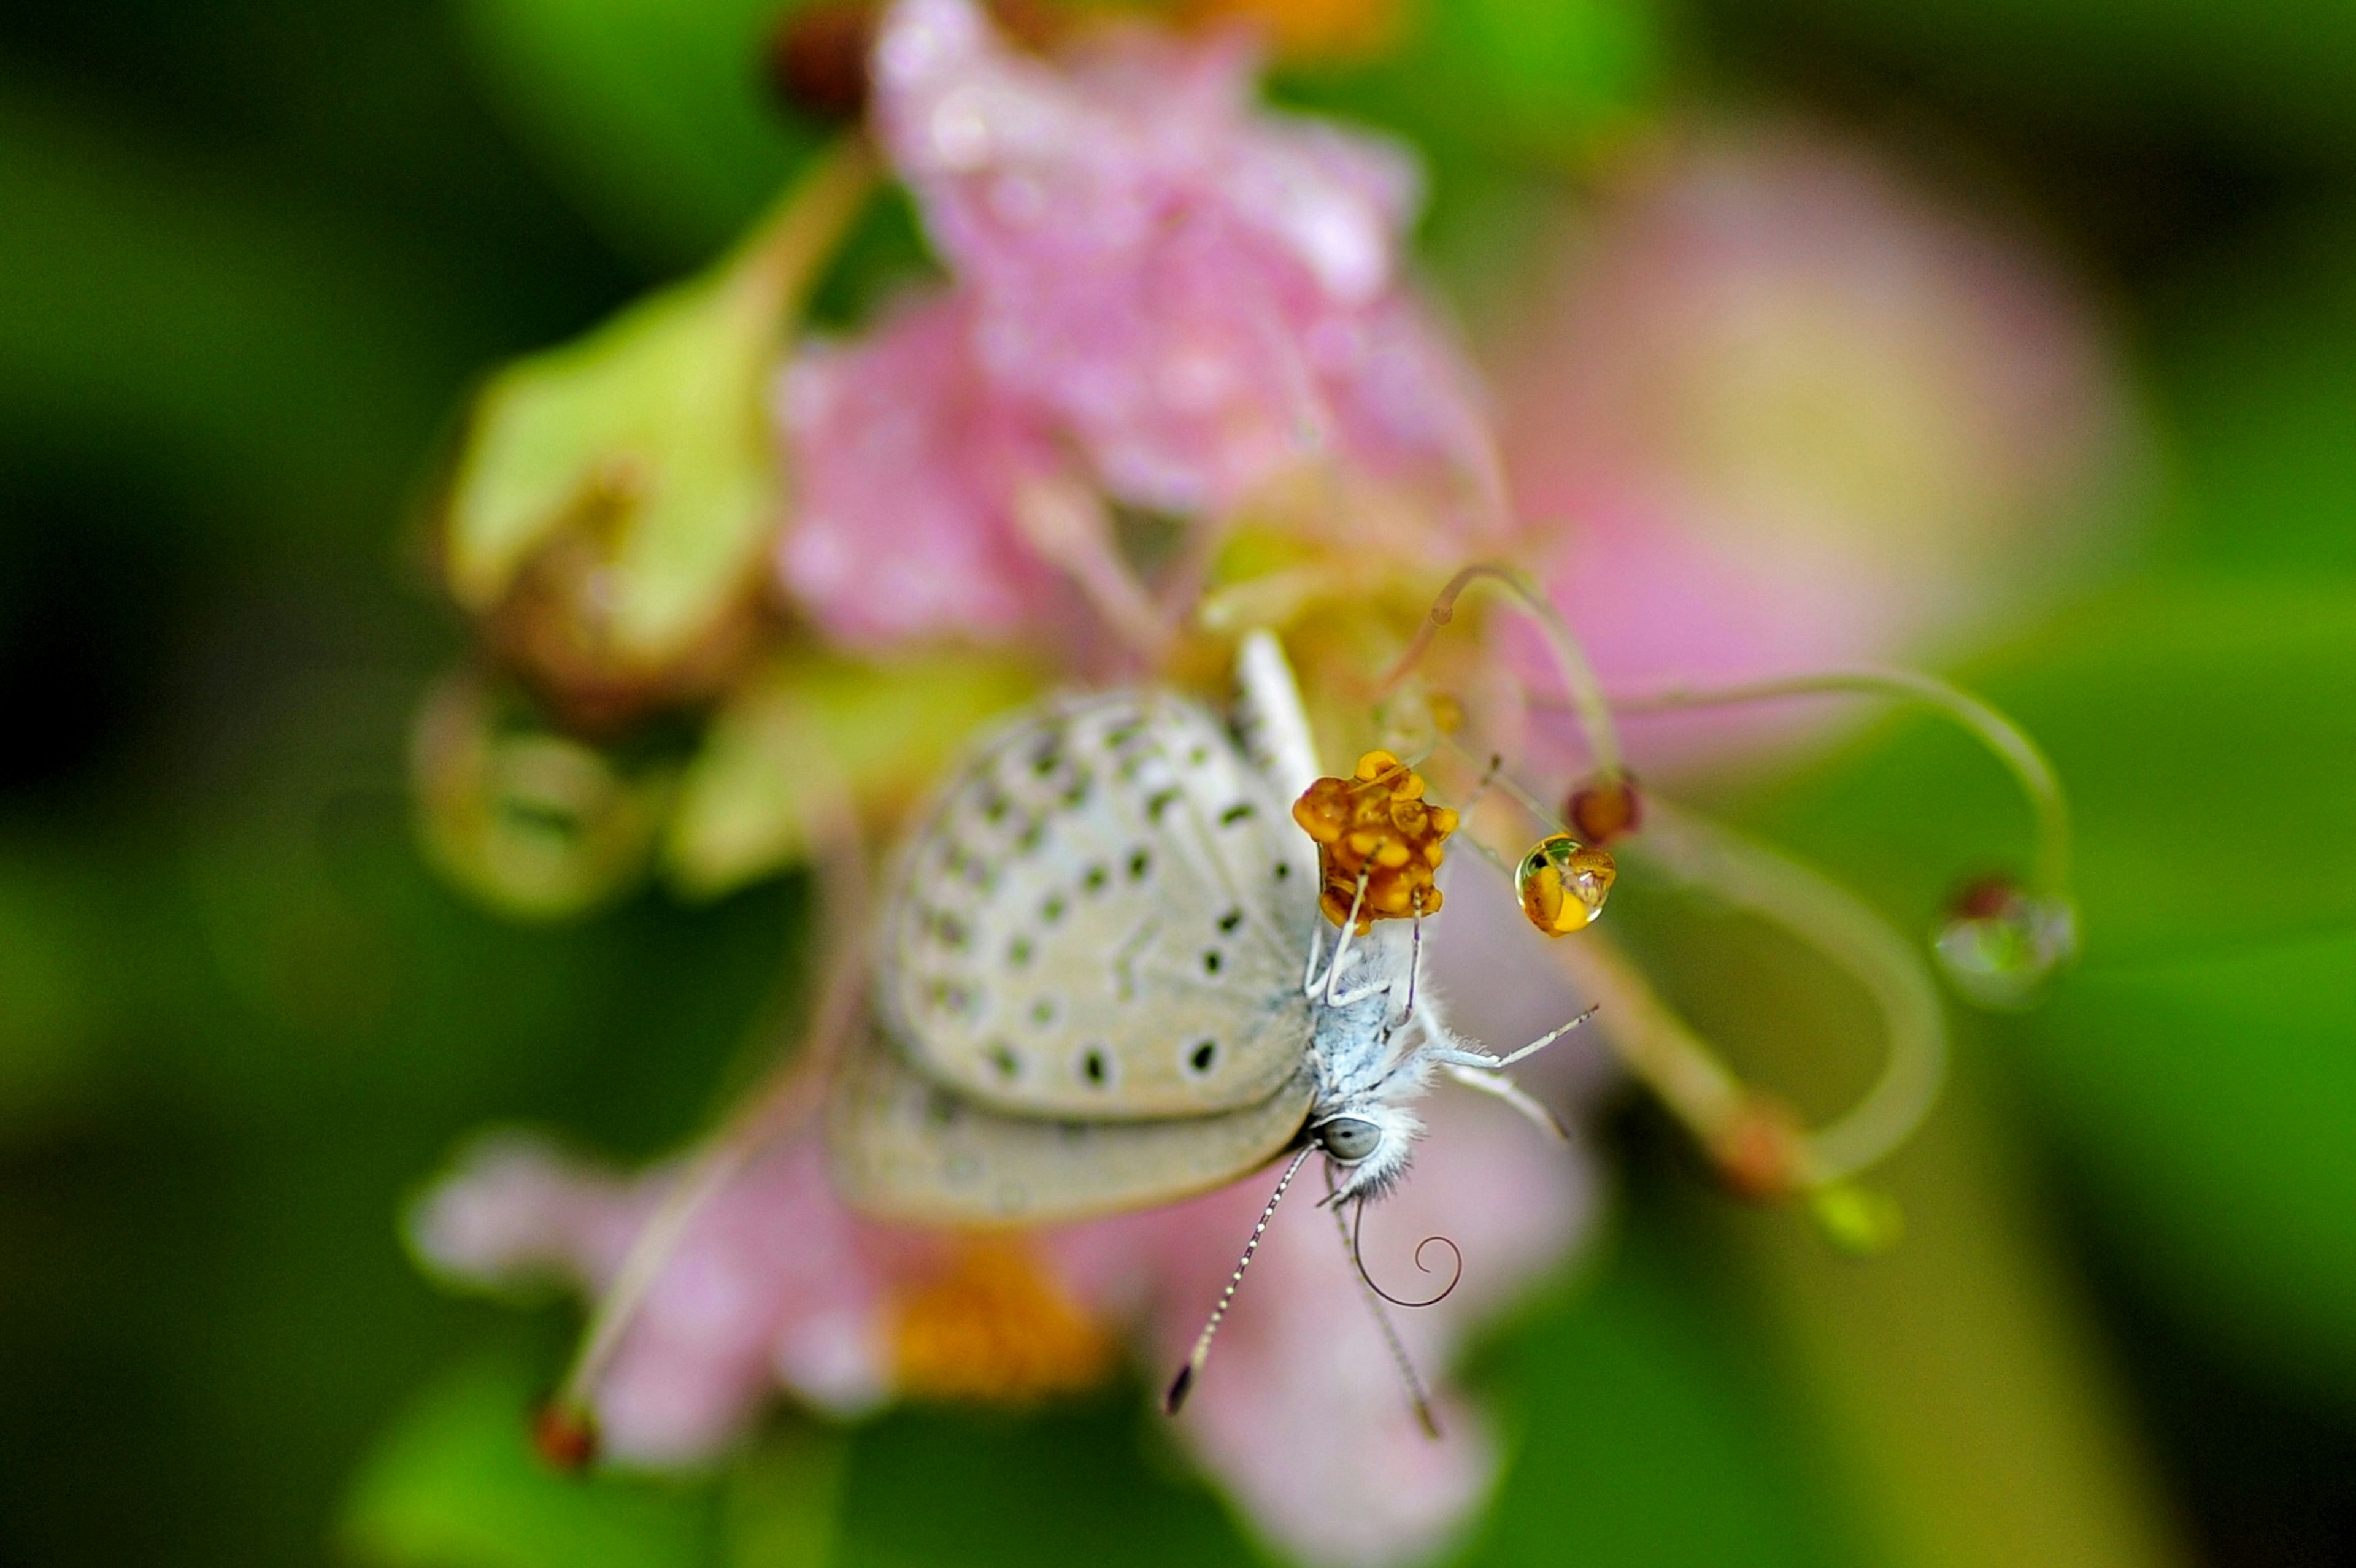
[876, 690, 1318, 1120]
[825, 1020, 1314, 1225]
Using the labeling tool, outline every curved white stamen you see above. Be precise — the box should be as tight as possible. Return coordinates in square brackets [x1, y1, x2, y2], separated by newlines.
[1633, 798, 1947, 1182]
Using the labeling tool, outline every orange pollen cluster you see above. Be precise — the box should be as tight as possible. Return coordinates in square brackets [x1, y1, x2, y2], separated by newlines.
[1292, 750, 1458, 933]
[889, 1240, 1114, 1404]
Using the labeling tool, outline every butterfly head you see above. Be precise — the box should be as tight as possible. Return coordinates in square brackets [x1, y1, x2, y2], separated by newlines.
[1311, 1101, 1423, 1202]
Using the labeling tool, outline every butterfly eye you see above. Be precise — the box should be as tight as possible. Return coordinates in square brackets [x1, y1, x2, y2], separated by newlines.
[1316, 1118, 1382, 1164]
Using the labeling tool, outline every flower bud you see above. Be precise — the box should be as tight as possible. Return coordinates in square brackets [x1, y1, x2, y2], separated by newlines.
[531, 1401, 599, 1472]
[1565, 774, 1642, 845]
[1808, 1182, 1906, 1256]
[767, 3, 878, 124]
[438, 147, 874, 729]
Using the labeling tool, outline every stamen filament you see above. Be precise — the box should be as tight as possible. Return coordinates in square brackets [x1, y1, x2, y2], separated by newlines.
[1601, 668, 2073, 901]
[1379, 564, 1626, 781]
[556, 757, 871, 1417]
[1011, 475, 1174, 663]
[710, 134, 882, 344]
[1439, 734, 1944, 1190]
[1628, 797, 1949, 1183]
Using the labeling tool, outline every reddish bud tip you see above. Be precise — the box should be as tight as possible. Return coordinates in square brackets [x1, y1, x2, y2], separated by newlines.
[767, 2, 879, 123]
[531, 1400, 599, 1472]
[1711, 1096, 1806, 1202]
[1949, 873, 2024, 922]
[1565, 774, 1642, 845]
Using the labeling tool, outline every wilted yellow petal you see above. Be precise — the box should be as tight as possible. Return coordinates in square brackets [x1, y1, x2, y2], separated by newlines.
[665, 648, 1042, 898]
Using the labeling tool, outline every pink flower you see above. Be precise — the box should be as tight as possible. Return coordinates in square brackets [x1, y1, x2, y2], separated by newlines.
[410, 1082, 1592, 1567]
[1493, 124, 2133, 766]
[411, 21, 2130, 1568]
[776, 0, 1499, 650]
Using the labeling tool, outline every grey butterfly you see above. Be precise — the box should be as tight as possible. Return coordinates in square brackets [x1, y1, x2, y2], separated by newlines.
[826, 632, 1585, 1231]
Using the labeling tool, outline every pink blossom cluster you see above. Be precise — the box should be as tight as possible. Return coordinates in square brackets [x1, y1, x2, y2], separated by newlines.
[415, 1, 2133, 1562]
[777, 0, 1498, 648]
[415, 1088, 1588, 1568]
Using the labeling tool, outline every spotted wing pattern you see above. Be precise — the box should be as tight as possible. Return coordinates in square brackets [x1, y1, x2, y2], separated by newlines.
[874, 691, 1317, 1119]
[826, 1023, 1314, 1226]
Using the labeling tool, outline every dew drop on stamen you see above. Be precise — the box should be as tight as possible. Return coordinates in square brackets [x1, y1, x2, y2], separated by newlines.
[1515, 834, 1616, 936]
[1933, 874, 2076, 1009]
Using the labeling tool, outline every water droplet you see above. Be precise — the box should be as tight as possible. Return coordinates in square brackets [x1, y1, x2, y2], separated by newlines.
[1933, 875, 2076, 1009]
[1515, 834, 1616, 937]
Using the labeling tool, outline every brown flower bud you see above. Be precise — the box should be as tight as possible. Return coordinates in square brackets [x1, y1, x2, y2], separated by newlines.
[1565, 773, 1643, 845]
[767, 2, 879, 123]
[531, 1401, 599, 1472]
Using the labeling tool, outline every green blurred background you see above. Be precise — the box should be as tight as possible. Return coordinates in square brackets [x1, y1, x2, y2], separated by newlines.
[4, 1, 2355, 1564]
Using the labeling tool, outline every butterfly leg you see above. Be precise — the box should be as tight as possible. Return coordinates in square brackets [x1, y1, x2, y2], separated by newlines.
[1443, 1063, 1571, 1142]
[1429, 1005, 1600, 1071]
[1312, 869, 1374, 1001]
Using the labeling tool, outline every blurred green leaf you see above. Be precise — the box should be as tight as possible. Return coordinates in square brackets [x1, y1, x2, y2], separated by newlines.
[1698, 0, 2356, 155]
[723, 1423, 845, 1568]
[455, 0, 825, 264]
[666, 649, 1039, 899]
[0, 81, 485, 543]
[832, 1399, 1247, 1568]
[1469, 1238, 1857, 1568]
[341, 1352, 718, 1568]
[2027, 930, 2356, 1392]
[0, 853, 109, 1133]
[2152, 208, 2356, 572]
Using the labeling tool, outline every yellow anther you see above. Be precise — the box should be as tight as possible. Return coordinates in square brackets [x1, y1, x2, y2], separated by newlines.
[1293, 753, 1457, 933]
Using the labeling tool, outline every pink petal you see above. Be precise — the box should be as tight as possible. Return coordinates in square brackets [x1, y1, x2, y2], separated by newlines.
[1496, 124, 2133, 770]
[870, 0, 1497, 520]
[775, 291, 1069, 648]
[410, 1126, 909, 1464]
